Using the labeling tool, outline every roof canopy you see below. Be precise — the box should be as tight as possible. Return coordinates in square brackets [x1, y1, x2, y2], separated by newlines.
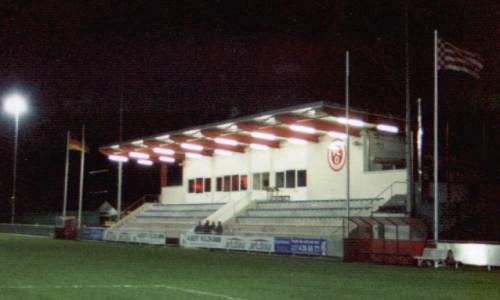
[100, 101, 403, 165]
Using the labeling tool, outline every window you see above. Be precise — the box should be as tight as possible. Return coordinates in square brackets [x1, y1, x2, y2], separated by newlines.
[276, 172, 284, 188]
[297, 170, 307, 187]
[195, 178, 203, 193]
[253, 173, 261, 190]
[262, 172, 270, 189]
[223, 176, 231, 192]
[204, 178, 211, 192]
[240, 175, 248, 191]
[188, 179, 195, 193]
[286, 170, 296, 188]
[366, 132, 405, 171]
[216, 177, 222, 192]
[231, 175, 239, 191]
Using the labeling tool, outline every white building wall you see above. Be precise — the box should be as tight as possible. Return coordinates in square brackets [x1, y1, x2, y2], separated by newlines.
[161, 135, 406, 204]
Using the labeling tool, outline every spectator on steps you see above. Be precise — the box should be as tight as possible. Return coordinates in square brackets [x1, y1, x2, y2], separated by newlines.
[194, 221, 203, 234]
[202, 220, 210, 234]
[215, 221, 223, 235]
[208, 221, 216, 234]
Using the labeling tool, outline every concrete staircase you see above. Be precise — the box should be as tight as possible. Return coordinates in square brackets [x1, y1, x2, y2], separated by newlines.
[108, 202, 224, 238]
[223, 198, 382, 239]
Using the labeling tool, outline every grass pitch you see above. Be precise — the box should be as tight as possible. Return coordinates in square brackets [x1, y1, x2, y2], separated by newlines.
[0, 234, 498, 300]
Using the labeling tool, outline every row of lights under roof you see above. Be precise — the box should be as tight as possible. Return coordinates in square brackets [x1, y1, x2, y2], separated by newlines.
[107, 116, 398, 164]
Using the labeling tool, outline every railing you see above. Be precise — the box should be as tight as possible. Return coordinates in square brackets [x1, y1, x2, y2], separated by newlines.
[121, 194, 158, 219]
[0, 223, 54, 237]
[203, 194, 253, 225]
[372, 181, 407, 214]
[107, 203, 153, 231]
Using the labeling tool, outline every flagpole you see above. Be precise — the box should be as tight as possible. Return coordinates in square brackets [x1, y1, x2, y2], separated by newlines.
[405, 0, 414, 215]
[62, 131, 70, 218]
[433, 30, 439, 243]
[345, 51, 350, 238]
[417, 98, 423, 208]
[77, 125, 86, 230]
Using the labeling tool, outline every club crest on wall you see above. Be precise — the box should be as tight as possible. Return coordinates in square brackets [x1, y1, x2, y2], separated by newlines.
[328, 139, 345, 171]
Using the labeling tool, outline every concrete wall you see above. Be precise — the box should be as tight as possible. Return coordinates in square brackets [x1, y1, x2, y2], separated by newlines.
[161, 134, 406, 204]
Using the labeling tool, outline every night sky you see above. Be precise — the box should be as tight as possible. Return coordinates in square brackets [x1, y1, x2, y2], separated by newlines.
[0, 1, 498, 223]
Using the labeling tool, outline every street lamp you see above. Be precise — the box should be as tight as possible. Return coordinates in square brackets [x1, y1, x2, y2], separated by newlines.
[3, 93, 28, 224]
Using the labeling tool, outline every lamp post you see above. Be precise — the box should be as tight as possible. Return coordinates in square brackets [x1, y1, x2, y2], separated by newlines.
[3, 93, 28, 224]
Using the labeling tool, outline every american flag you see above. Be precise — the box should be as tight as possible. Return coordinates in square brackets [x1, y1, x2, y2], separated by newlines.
[438, 38, 484, 79]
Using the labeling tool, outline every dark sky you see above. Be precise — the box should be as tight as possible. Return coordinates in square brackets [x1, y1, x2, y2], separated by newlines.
[0, 0, 498, 216]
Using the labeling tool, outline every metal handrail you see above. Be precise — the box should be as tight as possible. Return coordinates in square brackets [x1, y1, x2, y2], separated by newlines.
[121, 194, 158, 218]
[371, 181, 407, 215]
[374, 181, 407, 200]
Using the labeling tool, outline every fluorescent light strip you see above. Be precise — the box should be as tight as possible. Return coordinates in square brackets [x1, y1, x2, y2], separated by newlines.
[376, 124, 399, 134]
[288, 138, 308, 145]
[129, 151, 149, 159]
[110, 144, 120, 149]
[336, 117, 365, 127]
[251, 131, 276, 141]
[216, 122, 234, 129]
[292, 107, 312, 114]
[289, 124, 316, 134]
[254, 114, 271, 121]
[328, 131, 347, 139]
[215, 149, 233, 156]
[159, 156, 175, 163]
[185, 152, 202, 159]
[181, 143, 203, 151]
[183, 129, 199, 135]
[250, 143, 269, 150]
[155, 134, 170, 140]
[131, 139, 144, 145]
[108, 155, 129, 162]
[153, 147, 175, 155]
[137, 159, 153, 166]
[307, 110, 316, 117]
[214, 137, 239, 146]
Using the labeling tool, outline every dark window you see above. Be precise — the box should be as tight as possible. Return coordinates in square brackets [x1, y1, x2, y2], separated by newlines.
[188, 179, 195, 193]
[262, 172, 270, 189]
[286, 170, 296, 188]
[204, 178, 211, 192]
[216, 177, 222, 192]
[240, 175, 248, 191]
[297, 170, 307, 187]
[276, 172, 284, 188]
[195, 178, 203, 193]
[253, 173, 261, 190]
[231, 175, 239, 191]
[166, 164, 183, 186]
[366, 132, 405, 171]
[223, 176, 231, 192]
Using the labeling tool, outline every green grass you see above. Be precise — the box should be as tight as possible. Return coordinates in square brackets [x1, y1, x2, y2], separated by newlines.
[0, 234, 499, 300]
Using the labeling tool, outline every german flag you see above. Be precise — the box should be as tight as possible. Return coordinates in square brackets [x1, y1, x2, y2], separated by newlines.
[68, 138, 89, 153]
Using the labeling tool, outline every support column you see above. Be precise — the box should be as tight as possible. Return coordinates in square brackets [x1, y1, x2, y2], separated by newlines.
[117, 162, 123, 220]
[160, 163, 167, 204]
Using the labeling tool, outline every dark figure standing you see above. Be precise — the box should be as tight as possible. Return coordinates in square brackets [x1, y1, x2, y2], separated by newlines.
[202, 220, 210, 234]
[215, 221, 223, 235]
[208, 221, 216, 234]
[194, 221, 203, 234]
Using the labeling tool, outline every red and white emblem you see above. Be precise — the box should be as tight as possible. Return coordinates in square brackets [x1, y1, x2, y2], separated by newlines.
[328, 139, 346, 171]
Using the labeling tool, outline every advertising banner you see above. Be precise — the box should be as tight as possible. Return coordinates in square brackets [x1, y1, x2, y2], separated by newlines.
[180, 233, 225, 249]
[180, 233, 274, 253]
[103, 230, 166, 245]
[81, 227, 105, 241]
[274, 237, 327, 256]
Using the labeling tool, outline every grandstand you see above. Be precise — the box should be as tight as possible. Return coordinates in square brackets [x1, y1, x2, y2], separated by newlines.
[109, 202, 224, 238]
[100, 101, 410, 255]
[223, 198, 380, 237]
